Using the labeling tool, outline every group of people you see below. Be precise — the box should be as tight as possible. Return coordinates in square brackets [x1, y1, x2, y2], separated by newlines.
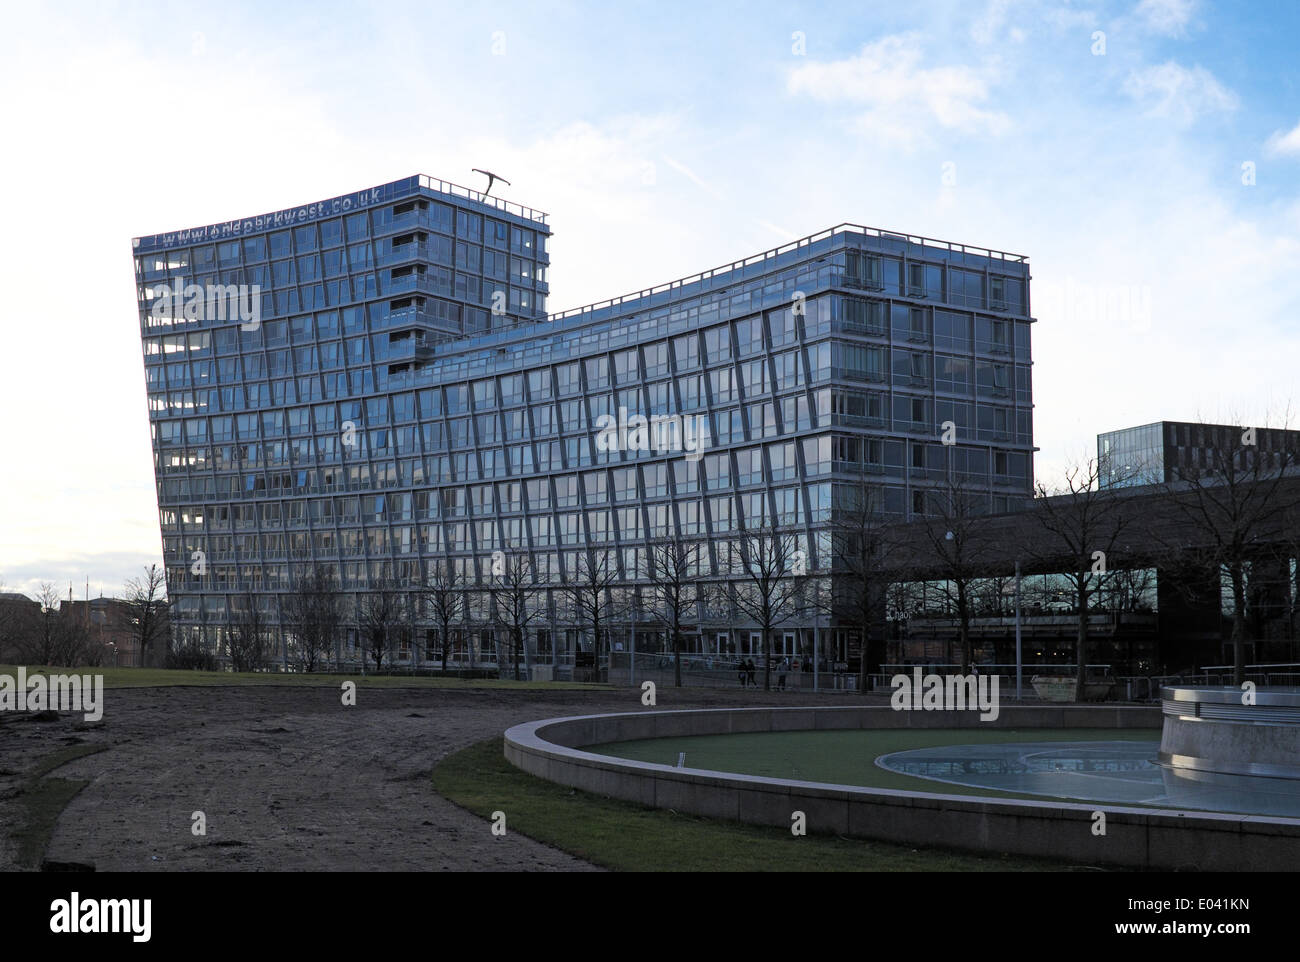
[736, 656, 794, 690]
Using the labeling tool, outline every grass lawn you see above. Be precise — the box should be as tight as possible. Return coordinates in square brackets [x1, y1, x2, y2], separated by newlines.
[590, 727, 1161, 802]
[0, 664, 607, 691]
[431, 737, 1110, 871]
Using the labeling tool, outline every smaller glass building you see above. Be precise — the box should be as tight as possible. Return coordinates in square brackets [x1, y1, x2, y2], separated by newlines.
[1099, 421, 1300, 488]
[1097, 422, 1164, 487]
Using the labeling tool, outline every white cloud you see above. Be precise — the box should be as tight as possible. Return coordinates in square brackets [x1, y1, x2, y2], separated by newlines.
[971, 0, 1011, 44]
[1042, 4, 1099, 31]
[787, 34, 1010, 148]
[1135, 0, 1196, 36]
[1123, 61, 1237, 125]
[1266, 120, 1300, 157]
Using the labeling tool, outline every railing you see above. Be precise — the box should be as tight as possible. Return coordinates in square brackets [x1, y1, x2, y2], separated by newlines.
[417, 174, 549, 224]
[609, 650, 861, 691]
[546, 223, 1025, 328]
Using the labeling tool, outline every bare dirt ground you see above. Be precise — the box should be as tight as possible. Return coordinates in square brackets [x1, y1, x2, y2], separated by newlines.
[0, 683, 870, 872]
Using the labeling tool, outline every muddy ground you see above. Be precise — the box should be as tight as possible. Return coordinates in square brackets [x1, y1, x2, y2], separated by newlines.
[0, 683, 871, 872]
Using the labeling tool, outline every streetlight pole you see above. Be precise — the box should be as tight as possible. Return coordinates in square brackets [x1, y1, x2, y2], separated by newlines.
[1015, 560, 1023, 700]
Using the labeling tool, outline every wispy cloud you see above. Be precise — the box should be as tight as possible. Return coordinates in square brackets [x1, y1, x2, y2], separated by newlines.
[787, 33, 1010, 148]
[1266, 120, 1300, 157]
[1123, 61, 1237, 124]
[1135, 0, 1196, 36]
[661, 154, 724, 199]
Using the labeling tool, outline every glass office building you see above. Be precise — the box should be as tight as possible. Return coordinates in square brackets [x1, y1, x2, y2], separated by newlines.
[1097, 422, 1166, 488]
[133, 175, 1034, 669]
[1099, 421, 1300, 488]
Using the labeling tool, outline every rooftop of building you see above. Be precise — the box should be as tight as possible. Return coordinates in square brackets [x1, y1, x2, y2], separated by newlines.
[1099, 421, 1300, 439]
[133, 174, 1034, 376]
[132, 174, 551, 254]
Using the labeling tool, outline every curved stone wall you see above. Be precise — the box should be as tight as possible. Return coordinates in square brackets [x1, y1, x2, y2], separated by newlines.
[504, 704, 1300, 871]
[1160, 685, 1300, 779]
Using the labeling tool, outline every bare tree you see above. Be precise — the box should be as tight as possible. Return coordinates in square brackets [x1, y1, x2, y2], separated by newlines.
[0, 578, 17, 661]
[1028, 457, 1132, 701]
[490, 554, 547, 681]
[54, 608, 100, 668]
[918, 478, 996, 674]
[360, 587, 407, 672]
[830, 479, 900, 692]
[1160, 421, 1300, 686]
[559, 549, 622, 682]
[733, 530, 802, 691]
[1102, 566, 1156, 612]
[697, 578, 734, 658]
[424, 561, 466, 675]
[123, 564, 168, 668]
[226, 593, 269, 673]
[13, 582, 63, 666]
[283, 564, 343, 673]
[645, 537, 704, 688]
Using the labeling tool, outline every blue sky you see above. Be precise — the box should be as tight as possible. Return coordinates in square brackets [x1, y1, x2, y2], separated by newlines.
[1, 0, 1298, 599]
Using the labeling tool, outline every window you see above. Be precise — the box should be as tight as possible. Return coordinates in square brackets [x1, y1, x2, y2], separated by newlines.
[840, 343, 884, 380]
[742, 360, 769, 397]
[585, 357, 609, 390]
[909, 307, 927, 338]
[710, 367, 736, 403]
[768, 441, 796, 481]
[528, 369, 552, 399]
[710, 496, 734, 533]
[555, 475, 579, 507]
[644, 342, 669, 377]
[642, 463, 668, 498]
[704, 325, 732, 363]
[612, 467, 638, 502]
[673, 334, 699, 370]
[737, 447, 763, 486]
[613, 349, 639, 384]
[556, 362, 580, 396]
[845, 251, 882, 287]
[499, 374, 523, 405]
[583, 471, 607, 504]
[704, 452, 731, 491]
[735, 317, 764, 356]
[674, 459, 699, 494]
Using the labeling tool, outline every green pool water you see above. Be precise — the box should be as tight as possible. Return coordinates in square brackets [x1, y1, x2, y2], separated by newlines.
[589, 728, 1160, 801]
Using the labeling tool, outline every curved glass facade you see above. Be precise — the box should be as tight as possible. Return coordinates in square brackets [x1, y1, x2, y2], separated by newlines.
[133, 175, 1034, 669]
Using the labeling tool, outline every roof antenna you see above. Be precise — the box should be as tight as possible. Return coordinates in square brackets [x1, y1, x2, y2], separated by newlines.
[472, 168, 511, 197]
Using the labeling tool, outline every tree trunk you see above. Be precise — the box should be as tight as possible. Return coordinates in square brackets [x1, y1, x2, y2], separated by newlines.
[1075, 580, 1088, 703]
[859, 616, 870, 695]
[763, 626, 771, 691]
[673, 628, 682, 688]
[1232, 564, 1248, 688]
[957, 581, 971, 674]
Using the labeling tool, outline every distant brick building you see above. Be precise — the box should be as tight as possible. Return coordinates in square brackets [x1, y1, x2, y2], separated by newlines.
[0, 592, 41, 661]
[60, 597, 170, 667]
